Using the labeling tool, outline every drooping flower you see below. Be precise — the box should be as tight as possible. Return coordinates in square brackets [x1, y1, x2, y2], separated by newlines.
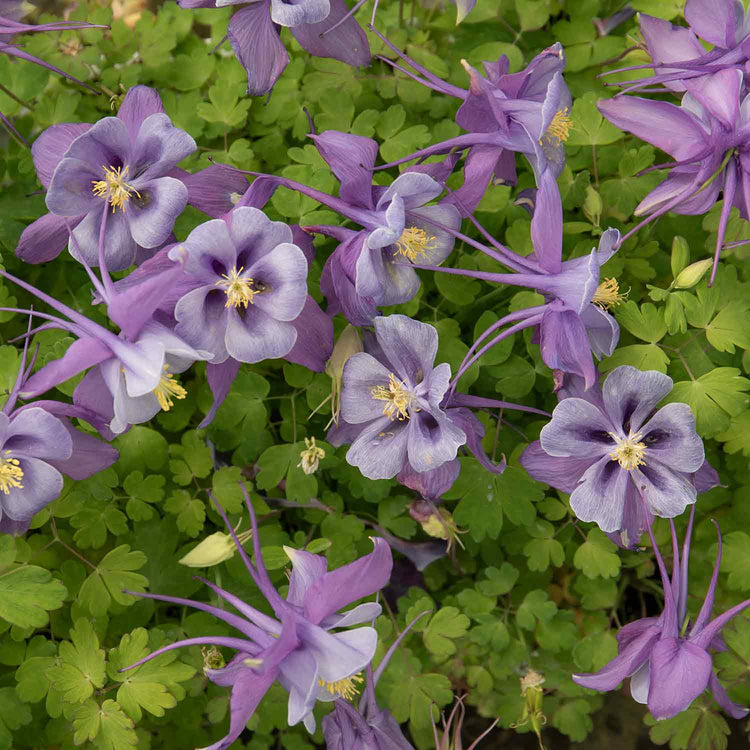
[520, 366, 717, 546]
[598, 68, 750, 284]
[237, 132, 461, 325]
[421, 228, 623, 390]
[17, 85, 196, 271]
[573, 505, 750, 721]
[168, 206, 308, 365]
[177, 0, 369, 96]
[121, 487, 393, 747]
[373, 34, 570, 264]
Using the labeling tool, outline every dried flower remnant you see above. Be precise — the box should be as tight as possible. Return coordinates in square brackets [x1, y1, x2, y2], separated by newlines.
[298, 437, 325, 475]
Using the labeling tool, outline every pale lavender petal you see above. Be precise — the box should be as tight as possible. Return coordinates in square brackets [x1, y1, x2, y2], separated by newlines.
[321, 602, 382, 628]
[373, 314, 438, 387]
[633, 461, 697, 519]
[126, 176, 188, 248]
[130, 113, 196, 179]
[285, 547, 328, 608]
[31, 123, 91, 189]
[519, 440, 594, 493]
[0, 456, 63, 521]
[629, 661, 650, 704]
[341, 353, 397, 424]
[709, 672, 750, 719]
[57, 116, 130, 173]
[270, 0, 329, 26]
[684, 0, 740, 47]
[376, 172, 442, 212]
[295, 621, 377, 682]
[640, 403, 704, 472]
[229, 206, 293, 264]
[117, 86, 165, 140]
[570, 456, 631, 532]
[346, 417, 409, 480]
[6, 407, 72, 461]
[246, 243, 308, 322]
[45, 157, 101, 215]
[580, 304, 619, 359]
[16, 213, 81, 264]
[602, 366, 673, 434]
[70, 208, 138, 271]
[539, 398, 615, 458]
[407, 203, 461, 265]
[406, 410, 466, 474]
[224, 306, 297, 363]
[177, 218, 236, 278]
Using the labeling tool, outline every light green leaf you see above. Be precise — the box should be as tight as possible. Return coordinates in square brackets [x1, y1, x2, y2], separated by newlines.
[423, 607, 470, 660]
[78, 545, 148, 617]
[72, 699, 137, 749]
[566, 93, 623, 146]
[574, 528, 621, 579]
[46, 619, 106, 704]
[0, 565, 66, 628]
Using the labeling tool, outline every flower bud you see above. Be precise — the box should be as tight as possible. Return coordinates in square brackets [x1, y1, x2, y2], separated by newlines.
[674, 259, 713, 289]
[670, 236, 690, 278]
[409, 500, 466, 552]
[178, 529, 253, 568]
[297, 437, 325, 475]
[324, 326, 363, 426]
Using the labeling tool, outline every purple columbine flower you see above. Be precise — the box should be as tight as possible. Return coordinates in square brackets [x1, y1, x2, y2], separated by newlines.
[573, 505, 750, 721]
[0, 4, 104, 143]
[422, 228, 622, 391]
[0, 325, 118, 536]
[372, 35, 570, 266]
[168, 206, 308, 365]
[121, 488, 393, 746]
[520, 366, 717, 547]
[329, 314, 467, 480]
[18, 85, 196, 271]
[598, 68, 750, 285]
[177, 0, 369, 96]
[240, 130, 461, 325]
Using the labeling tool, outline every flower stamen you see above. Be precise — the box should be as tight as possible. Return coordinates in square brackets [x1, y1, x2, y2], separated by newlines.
[371, 373, 416, 421]
[318, 673, 363, 700]
[394, 226, 437, 262]
[592, 278, 628, 310]
[609, 430, 646, 470]
[153, 365, 187, 412]
[542, 108, 573, 144]
[216, 266, 258, 309]
[91, 165, 140, 212]
[0, 451, 23, 495]
[297, 437, 325, 475]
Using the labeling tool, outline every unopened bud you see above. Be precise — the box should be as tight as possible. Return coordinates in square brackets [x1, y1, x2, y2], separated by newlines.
[409, 500, 466, 552]
[674, 259, 713, 289]
[297, 437, 325, 475]
[670, 236, 690, 278]
[178, 529, 253, 568]
[324, 326, 363, 426]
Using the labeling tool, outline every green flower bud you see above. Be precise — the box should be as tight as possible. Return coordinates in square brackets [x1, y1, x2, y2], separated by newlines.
[178, 529, 253, 568]
[674, 259, 713, 289]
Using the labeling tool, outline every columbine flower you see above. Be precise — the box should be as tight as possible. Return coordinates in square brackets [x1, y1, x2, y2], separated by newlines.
[328, 314, 467, 480]
[239, 131, 461, 325]
[121, 488, 392, 746]
[423, 228, 623, 390]
[17, 85, 196, 271]
[168, 206, 308, 364]
[573, 505, 750, 721]
[298, 437, 325, 475]
[177, 0, 369, 96]
[598, 68, 750, 284]
[520, 366, 715, 545]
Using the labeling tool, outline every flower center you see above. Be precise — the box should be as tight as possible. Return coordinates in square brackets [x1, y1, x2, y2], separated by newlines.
[371, 373, 416, 421]
[216, 266, 258, 309]
[91, 165, 140, 212]
[609, 430, 646, 470]
[153, 365, 187, 412]
[592, 278, 628, 310]
[0, 451, 23, 495]
[542, 108, 573, 144]
[318, 673, 363, 700]
[394, 226, 437, 262]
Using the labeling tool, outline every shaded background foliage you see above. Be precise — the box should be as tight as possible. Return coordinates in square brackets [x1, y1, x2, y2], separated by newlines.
[1, 0, 750, 748]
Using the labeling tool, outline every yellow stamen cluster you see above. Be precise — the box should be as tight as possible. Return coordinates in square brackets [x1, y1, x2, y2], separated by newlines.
[91, 165, 140, 212]
[542, 108, 573, 144]
[609, 430, 647, 471]
[371, 373, 415, 421]
[153, 365, 187, 412]
[297, 437, 325, 475]
[592, 278, 628, 310]
[201, 646, 225, 671]
[0, 451, 23, 495]
[318, 673, 363, 701]
[394, 226, 437, 262]
[216, 266, 258, 309]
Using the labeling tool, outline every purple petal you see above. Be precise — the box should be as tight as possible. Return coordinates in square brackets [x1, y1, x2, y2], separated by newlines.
[247, 243, 308, 322]
[174, 286, 231, 363]
[580, 304, 619, 359]
[538, 305, 598, 389]
[683, 69, 741, 130]
[618, 617, 661, 650]
[20, 337, 112, 399]
[573, 624, 661, 691]
[373, 314, 438, 387]
[530, 168, 562, 273]
[31, 123, 91, 189]
[602, 366, 674, 434]
[640, 15, 705, 92]
[519, 440, 594, 493]
[539, 398, 614, 459]
[709, 672, 750, 719]
[45, 419, 118, 481]
[447, 145, 502, 216]
[285, 547, 328, 608]
[228, 205, 294, 264]
[377, 172, 442, 212]
[303, 537, 392, 624]
[181, 164, 249, 218]
[6, 407, 72, 460]
[117, 85, 166, 139]
[597, 97, 708, 161]
[693, 460, 720, 493]
[177, 218, 236, 279]
[283, 296, 334, 373]
[70, 208, 138, 271]
[397, 458, 460, 500]
[289, 0, 369, 68]
[341, 353, 399, 424]
[684, 0, 740, 47]
[0, 456, 63, 522]
[127, 176, 188, 248]
[635, 165, 721, 217]
[296, 620, 378, 682]
[647, 638, 712, 720]
[309, 131, 377, 210]
[15, 213, 81, 264]
[199, 359, 241, 429]
[407, 203, 461, 265]
[633, 461, 697, 519]
[406, 410, 466, 474]
[55, 116, 130, 176]
[570, 456, 632, 533]
[227, 3, 289, 96]
[447, 406, 506, 475]
[270, 0, 329, 26]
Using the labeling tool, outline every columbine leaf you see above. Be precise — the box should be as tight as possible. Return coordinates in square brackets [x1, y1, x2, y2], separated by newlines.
[573, 529, 621, 579]
[0, 687, 31, 750]
[645, 698, 730, 750]
[0, 565, 66, 628]
[77, 545, 148, 617]
[423, 607, 470, 660]
[46, 619, 106, 704]
[72, 698, 137, 749]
